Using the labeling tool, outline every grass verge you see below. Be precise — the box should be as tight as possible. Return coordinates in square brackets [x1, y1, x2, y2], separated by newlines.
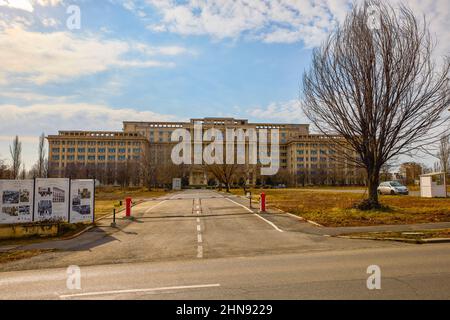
[231, 188, 450, 227]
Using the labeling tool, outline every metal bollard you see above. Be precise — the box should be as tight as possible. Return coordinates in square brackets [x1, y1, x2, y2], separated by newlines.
[260, 192, 266, 213]
[110, 208, 116, 227]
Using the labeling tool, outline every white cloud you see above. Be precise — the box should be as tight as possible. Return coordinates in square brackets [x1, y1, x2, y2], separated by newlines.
[41, 17, 59, 27]
[0, 0, 34, 12]
[0, 102, 180, 168]
[0, 25, 188, 84]
[144, 0, 450, 52]
[0, 0, 61, 12]
[246, 100, 309, 124]
[0, 103, 179, 138]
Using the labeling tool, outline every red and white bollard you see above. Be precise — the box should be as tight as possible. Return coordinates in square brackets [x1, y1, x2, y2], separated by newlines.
[260, 192, 266, 213]
[125, 197, 132, 217]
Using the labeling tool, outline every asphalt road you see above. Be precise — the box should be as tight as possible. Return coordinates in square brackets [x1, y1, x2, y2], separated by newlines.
[0, 190, 449, 300]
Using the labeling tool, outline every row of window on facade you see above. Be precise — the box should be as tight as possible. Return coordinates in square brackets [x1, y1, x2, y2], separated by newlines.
[295, 149, 336, 155]
[52, 148, 142, 154]
[51, 155, 141, 161]
[51, 141, 142, 146]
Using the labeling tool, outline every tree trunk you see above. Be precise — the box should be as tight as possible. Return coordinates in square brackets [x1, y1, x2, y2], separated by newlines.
[366, 170, 380, 209]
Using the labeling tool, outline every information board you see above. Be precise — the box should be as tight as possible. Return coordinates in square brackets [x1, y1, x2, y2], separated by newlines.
[0, 180, 34, 224]
[69, 179, 95, 223]
[34, 178, 70, 222]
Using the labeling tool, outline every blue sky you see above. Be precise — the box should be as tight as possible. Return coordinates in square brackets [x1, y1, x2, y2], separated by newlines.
[0, 0, 449, 169]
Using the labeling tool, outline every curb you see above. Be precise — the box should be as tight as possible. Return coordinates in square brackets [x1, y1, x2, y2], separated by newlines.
[335, 235, 450, 244]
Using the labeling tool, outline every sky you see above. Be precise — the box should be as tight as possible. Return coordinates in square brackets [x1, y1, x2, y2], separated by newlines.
[0, 0, 449, 170]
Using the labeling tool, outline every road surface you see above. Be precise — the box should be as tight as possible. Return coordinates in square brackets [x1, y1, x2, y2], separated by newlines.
[0, 190, 449, 299]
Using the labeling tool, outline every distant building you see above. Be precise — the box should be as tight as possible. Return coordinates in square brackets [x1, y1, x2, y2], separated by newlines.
[47, 118, 363, 186]
[399, 162, 423, 185]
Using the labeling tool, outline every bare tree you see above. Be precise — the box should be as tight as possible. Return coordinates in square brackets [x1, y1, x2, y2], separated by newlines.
[0, 158, 11, 179]
[302, 0, 449, 209]
[20, 164, 27, 180]
[205, 164, 243, 192]
[37, 132, 46, 178]
[9, 135, 22, 179]
[437, 134, 450, 196]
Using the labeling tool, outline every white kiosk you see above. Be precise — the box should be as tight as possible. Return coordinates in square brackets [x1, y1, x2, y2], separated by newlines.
[419, 172, 447, 198]
[172, 178, 182, 191]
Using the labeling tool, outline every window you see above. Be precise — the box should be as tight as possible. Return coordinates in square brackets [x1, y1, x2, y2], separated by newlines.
[52, 148, 60, 153]
[108, 148, 116, 153]
[88, 148, 96, 153]
[119, 148, 126, 153]
[67, 148, 75, 153]
[118, 155, 126, 161]
[78, 148, 85, 153]
[98, 155, 105, 161]
[67, 155, 75, 160]
[52, 155, 60, 160]
[88, 156, 95, 161]
[77, 155, 85, 161]
[108, 155, 115, 161]
[98, 148, 106, 153]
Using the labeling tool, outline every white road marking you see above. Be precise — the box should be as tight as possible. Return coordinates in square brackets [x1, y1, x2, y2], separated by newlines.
[197, 225, 201, 232]
[197, 234, 203, 243]
[59, 283, 220, 299]
[197, 245, 203, 258]
[226, 198, 284, 233]
[196, 218, 200, 223]
[144, 200, 167, 213]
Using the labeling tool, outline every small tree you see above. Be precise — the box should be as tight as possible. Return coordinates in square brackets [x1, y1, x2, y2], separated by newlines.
[37, 132, 46, 178]
[9, 135, 22, 179]
[302, 0, 449, 209]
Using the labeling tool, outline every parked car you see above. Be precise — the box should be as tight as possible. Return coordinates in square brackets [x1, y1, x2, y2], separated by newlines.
[377, 181, 409, 195]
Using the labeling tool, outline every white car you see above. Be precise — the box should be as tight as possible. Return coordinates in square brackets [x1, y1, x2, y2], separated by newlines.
[377, 181, 409, 195]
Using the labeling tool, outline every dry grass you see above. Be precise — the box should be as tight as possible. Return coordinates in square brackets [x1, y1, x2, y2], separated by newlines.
[0, 249, 55, 264]
[232, 188, 450, 227]
[94, 187, 170, 219]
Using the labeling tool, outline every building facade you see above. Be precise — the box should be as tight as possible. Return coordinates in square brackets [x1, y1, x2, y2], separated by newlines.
[47, 118, 363, 186]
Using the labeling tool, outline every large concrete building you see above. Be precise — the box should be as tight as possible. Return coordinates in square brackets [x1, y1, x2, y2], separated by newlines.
[47, 117, 363, 186]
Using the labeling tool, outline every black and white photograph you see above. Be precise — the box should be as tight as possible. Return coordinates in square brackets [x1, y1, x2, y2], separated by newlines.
[38, 187, 52, 197]
[72, 205, 91, 215]
[18, 205, 31, 216]
[2, 206, 19, 217]
[78, 188, 91, 199]
[37, 200, 52, 216]
[52, 187, 65, 203]
[19, 189, 30, 203]
[72, 195, 81, 206]
[2, 191, 20, 204]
